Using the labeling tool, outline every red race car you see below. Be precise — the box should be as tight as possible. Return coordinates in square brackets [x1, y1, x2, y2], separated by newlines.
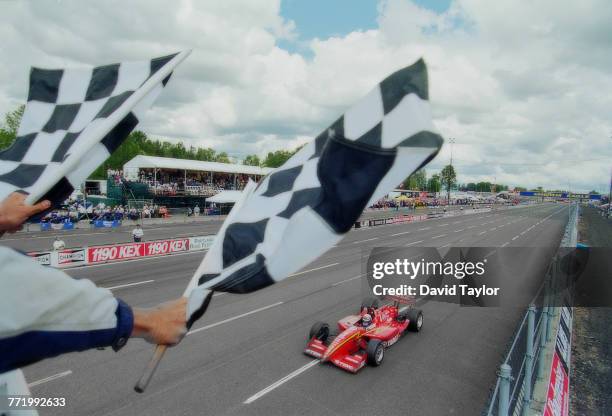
[304, 296, 423, 373]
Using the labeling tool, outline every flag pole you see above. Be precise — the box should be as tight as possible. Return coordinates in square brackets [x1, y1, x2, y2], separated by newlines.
[134, 345, 167, 393]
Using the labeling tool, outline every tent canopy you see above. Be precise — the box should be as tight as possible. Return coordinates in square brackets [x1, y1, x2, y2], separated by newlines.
[123, 155, 273, 176]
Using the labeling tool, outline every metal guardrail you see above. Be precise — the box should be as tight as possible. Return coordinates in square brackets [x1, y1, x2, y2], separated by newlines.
[484, 203, 578, 416]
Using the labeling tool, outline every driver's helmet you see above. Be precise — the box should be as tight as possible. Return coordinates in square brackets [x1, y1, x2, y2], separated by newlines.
[362, 314, 373, 328]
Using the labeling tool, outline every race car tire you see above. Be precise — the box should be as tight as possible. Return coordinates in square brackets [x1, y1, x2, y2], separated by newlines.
[360, 296, 381, 311]
[366, 339, 384, 366]
[309, 321, 330, 342]
[406, 309, 424, 332]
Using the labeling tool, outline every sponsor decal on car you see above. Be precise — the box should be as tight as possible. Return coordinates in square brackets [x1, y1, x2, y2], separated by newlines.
[382, 333, 400, 347]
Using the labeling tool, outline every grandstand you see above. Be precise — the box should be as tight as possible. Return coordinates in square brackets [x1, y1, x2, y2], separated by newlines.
[96, 155, 272, 208]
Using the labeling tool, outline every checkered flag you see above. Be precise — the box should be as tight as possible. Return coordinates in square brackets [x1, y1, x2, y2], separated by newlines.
[0, 51, 190, 208]
[185, 58, 443, 325]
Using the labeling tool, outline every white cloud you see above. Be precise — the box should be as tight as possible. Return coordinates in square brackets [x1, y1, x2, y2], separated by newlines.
[0, 0, 610, 192]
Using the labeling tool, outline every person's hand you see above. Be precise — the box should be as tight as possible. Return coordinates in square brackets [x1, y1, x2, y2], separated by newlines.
[132, 298, 188, 346]
[0, 192, 51, 234]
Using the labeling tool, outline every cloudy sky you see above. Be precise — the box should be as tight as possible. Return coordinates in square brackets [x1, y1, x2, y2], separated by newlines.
[1, 0, 610, 192]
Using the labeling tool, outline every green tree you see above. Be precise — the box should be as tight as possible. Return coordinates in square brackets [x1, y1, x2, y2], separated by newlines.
[440, 164, 457, 201]
[403, 169, 427, 190]
[0, 105, 25, 150]
[243, 154, 261, 166]
[427, 174, 441, 193]
[262, 150, 294, 168]
[215, 152, 230, 163]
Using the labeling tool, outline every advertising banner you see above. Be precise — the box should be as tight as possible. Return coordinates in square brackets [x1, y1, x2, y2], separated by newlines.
[555, 306, 573, 371]
[189, 235, 216, 251]
[57, 248, 86, 266]
[143, 239, 189, 256]
[28, 251, 52, 266]
[544, 351, 570, 416]
[87, 238, 191, 264]
[87, 242, 143, 264]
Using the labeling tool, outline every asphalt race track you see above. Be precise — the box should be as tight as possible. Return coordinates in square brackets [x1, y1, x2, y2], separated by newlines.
[9, 203, 569, 416]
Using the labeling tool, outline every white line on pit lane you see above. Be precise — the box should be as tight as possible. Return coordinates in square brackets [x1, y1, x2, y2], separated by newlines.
[512, 236, 519, 241]
[104, 280, 155, 290]
[431, 234, 446, 239]
[28, 370, 72, 388]
[188, 302, 283, 335]
[438, 223, 449, 227]
[390, 231, 411, 236]
[405, 240, 424, 246]
[478, 231, 487, 235]
[418, 227, 430, 231]
[454, 229, 464, 233]
[244, 360, 319, 404]
[501, 242, 509, 247]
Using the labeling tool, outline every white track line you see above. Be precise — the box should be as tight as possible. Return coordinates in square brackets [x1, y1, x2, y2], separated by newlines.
[478, 231, 487, 235]
[104, 280, 155, 290]
[188, 302, 283, 335]
[454, 229, 464, 233]
[390, 231, 411, 236]
[332, 275, 362, 286]
[28, 370, 72, 388]
[418, 227, 430, 231]
[289, 263, 339, 277]
[405, 240, 424, 246]
[244, 360, 319, 404]
[352, 237, 378, 244]
[431, 234, 446, 239]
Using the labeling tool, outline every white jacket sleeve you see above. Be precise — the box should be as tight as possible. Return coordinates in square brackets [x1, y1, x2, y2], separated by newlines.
[0, 247, 133, 373]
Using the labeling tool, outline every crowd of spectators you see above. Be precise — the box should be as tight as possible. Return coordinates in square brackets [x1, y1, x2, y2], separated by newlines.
[40, 200, 170, 224]
[131, 170, 258, 196]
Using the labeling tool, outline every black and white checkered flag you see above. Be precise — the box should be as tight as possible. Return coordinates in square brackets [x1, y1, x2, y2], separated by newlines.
[185, 58, 443, 325]
[0, 51, 189, 208]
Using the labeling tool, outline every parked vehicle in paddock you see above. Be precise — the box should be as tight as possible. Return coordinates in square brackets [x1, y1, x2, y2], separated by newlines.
[304, 296, 423, 373]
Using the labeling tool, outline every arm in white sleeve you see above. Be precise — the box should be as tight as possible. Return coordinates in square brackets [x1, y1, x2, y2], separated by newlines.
[0, 247, 133, 373]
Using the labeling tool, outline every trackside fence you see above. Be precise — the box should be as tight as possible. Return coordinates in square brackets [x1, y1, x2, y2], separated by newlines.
[484, 203, 578, 416]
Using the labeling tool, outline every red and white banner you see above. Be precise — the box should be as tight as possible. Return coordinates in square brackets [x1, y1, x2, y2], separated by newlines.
[87, 238, 190, 264]
[544, 351, 570, 416]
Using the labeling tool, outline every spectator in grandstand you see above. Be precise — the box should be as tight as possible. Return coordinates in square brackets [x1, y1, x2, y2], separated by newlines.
[194, 204, 200, 216]
[52, 237, 66, 251]
[0, 192, 188, 374]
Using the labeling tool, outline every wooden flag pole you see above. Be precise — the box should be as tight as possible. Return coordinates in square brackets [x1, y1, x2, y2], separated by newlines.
[134, 290, 214, 393]
[134, 345, 167, 393]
